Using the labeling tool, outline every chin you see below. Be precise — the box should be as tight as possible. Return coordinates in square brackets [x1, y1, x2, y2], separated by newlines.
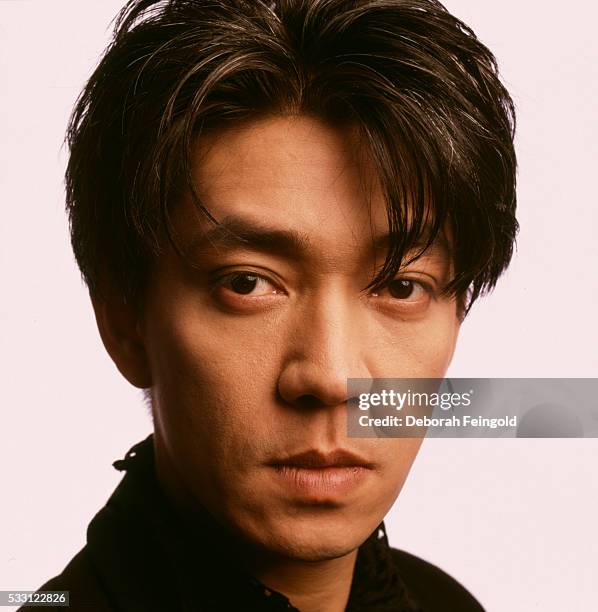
[240, 509, 378, 562]
[262, 532, 362, 562]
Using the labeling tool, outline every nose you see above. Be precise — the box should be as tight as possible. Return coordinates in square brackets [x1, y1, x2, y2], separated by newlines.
[277, 291, 372, 409]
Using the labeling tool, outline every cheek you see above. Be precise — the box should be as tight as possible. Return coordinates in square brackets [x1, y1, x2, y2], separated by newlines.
[415, 310, 459, 375]
[363, 309, 458, 508]
[378, 438, 423, 491]
[144, 293, 276, 462]
[370, 305, 460, 378]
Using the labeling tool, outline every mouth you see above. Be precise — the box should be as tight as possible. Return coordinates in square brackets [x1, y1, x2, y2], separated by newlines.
[267, 449, 375, 501]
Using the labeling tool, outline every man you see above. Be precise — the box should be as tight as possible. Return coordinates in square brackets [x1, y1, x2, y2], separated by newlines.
[24, 0, 517, 610]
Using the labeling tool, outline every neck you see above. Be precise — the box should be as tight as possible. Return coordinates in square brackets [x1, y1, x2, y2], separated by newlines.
[248, 549, 358, 612]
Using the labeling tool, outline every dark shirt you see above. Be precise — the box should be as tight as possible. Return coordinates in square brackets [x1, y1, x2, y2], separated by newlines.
[22, 436, 484, 611]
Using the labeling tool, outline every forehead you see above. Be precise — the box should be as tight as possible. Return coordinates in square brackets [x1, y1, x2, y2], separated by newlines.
[186, 114, 386, 235]
[171, 114, 448, 267]
[193, 114, 375, 189]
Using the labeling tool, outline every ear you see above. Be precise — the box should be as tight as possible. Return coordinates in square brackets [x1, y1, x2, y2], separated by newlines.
[91, 291, 153, 389]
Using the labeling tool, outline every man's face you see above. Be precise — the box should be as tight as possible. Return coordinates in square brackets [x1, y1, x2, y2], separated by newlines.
[138, 115, 460, 560]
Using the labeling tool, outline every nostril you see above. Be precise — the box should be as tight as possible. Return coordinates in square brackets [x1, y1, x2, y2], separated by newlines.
[295, 394, 325, 410]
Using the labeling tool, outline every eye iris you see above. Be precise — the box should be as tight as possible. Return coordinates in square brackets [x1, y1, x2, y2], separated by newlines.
[230, 274, 259, 294]
[388, 279, 414, 299]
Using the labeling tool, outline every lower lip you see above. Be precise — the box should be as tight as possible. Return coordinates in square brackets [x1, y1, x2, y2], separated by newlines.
[269, 465, 370, 500]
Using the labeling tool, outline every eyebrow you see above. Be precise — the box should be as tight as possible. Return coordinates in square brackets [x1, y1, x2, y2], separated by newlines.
[183, 216, 312, 260]
[183, 214, 451, 262]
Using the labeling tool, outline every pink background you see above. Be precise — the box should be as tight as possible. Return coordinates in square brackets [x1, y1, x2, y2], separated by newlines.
[1, 1, 597, 609]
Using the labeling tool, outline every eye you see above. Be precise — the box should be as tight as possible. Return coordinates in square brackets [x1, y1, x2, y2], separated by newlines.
[387, 279, 425, 301]
[374, 279, 430, 302]
[219, 272, 279, 296]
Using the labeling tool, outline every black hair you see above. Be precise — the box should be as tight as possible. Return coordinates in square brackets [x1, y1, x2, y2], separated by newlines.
[66, 0, 517, 315]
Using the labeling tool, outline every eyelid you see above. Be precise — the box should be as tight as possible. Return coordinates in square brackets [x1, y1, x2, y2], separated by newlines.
[212, 266, 278, 282]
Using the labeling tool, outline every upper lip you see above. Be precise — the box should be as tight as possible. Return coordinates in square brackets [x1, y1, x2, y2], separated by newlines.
[269, 449, 374, 469]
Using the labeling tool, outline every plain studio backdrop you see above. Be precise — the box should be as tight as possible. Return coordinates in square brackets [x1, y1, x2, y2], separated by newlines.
[1, 1, 596, 610]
